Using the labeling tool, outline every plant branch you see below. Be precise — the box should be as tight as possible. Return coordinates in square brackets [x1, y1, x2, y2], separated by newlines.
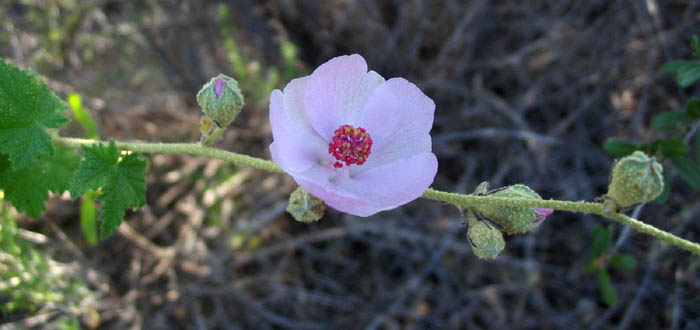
[53, 136, 700, 255]
[421, 189, 700, 254]
[54, 136, 284, 174]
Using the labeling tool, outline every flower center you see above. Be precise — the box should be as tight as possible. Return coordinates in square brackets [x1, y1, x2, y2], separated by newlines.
[328, 124, 373, 168]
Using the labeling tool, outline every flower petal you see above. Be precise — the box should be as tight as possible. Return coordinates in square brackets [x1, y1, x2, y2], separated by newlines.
[356, 78, 435, 170]
[293, 165, 378, 216]
[304, 54, 385, 140]
[335, 152, 438, 215]
[532, 208, 554, 223]
[269, 77, 331, 173]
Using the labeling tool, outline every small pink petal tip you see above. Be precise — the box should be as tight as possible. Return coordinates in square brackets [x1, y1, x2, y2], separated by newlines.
[214, 77, 226, 99]
[532, 208, 554, 223]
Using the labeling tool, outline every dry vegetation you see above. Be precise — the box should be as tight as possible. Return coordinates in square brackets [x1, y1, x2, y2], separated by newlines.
[1, 0, 700, 329]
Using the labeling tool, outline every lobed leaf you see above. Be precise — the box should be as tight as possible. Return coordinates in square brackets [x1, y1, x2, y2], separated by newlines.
[69, 142, 146, 238]
[0, 147, 80, 217]
[69, 142, 119, 198]
[0, 58, 68, 169]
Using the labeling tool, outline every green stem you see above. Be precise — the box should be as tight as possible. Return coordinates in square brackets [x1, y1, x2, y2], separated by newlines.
[203, 126, 227, 146]
[54, 136, 284, 174]
[53, 136, 700, 255]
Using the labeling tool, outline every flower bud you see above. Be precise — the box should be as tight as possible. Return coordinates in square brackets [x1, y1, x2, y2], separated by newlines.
[287, 187, 326, 223]
[473, 184, 553, 234]
[196, 74, 244, 128]
[466, 211, 505, 259]
[603, 151, 664, 212]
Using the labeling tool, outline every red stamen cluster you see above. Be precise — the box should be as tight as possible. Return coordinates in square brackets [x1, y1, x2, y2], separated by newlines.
[328, 124, 373, 168]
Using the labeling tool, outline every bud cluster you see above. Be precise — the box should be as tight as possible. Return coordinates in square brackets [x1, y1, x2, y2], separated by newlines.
[463, 183, 553, 259]
[472, 184, 553, 234]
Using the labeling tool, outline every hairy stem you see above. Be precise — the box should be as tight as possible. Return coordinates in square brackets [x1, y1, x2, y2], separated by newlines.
[54, 136, 284, 174]
[53, 136, 700, 255]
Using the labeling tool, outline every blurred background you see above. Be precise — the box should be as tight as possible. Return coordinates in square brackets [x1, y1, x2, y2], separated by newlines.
[1, 0, 700, 329]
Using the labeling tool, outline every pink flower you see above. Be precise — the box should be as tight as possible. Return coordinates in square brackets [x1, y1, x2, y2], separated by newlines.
[269, 54, 438, 216]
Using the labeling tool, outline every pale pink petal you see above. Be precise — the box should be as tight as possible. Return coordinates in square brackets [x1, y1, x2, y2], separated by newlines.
[335, 152, 438, 214]
[269, 77, 331, 173]
[304, 55, 385, 140]
[214, 77, 226, 99]
[356, 78, 435, 170]
[292, 165, 378, 216]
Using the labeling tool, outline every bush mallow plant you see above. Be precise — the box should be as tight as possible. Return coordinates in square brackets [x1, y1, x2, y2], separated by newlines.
[268, 54, 438, 216]
[2, 55, 699, 258]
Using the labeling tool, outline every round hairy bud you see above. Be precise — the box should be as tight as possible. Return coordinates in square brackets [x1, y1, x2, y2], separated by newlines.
[196, 74, 244, 128]
[287, 187, 326, 223]
[466, 211, 505, 259]
[603, 151, 664, 213]
[473, 184, 553, 234]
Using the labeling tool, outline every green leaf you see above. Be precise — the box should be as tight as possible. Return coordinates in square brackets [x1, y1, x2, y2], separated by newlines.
[603, 139, 641, 157]
[80, 191, 99, 246]
[686, 98, 700, 118]
[0, 58, 69, 169]
[609, 254, 637, 271]
[583, 258, 597, 275]
[597, 269, 618, 306]
[591, 225, 613, 258]
[70, 141, 146, 238]
[650, 111, 695, 131]
[671, 156, 700, 190]
[69, 142, 119, 198]
[43, 147, 81, 193]
[68, 93, 99, 139]
[653, 138, 689, 158]
[692, 35, 700, 58]
[662, 61, 687, 75]
[662, 61, 700, 88]
[653, 170, 671, 204]
[0, 147, 80, 217]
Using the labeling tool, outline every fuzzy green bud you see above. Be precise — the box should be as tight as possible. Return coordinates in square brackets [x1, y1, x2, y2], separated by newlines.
[287, 187, 326, 223]
[196, 74, 244, 128]
[466, 211, 505, 259]
[603, 151, 664, 213]
[472, 184, 553, 234]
